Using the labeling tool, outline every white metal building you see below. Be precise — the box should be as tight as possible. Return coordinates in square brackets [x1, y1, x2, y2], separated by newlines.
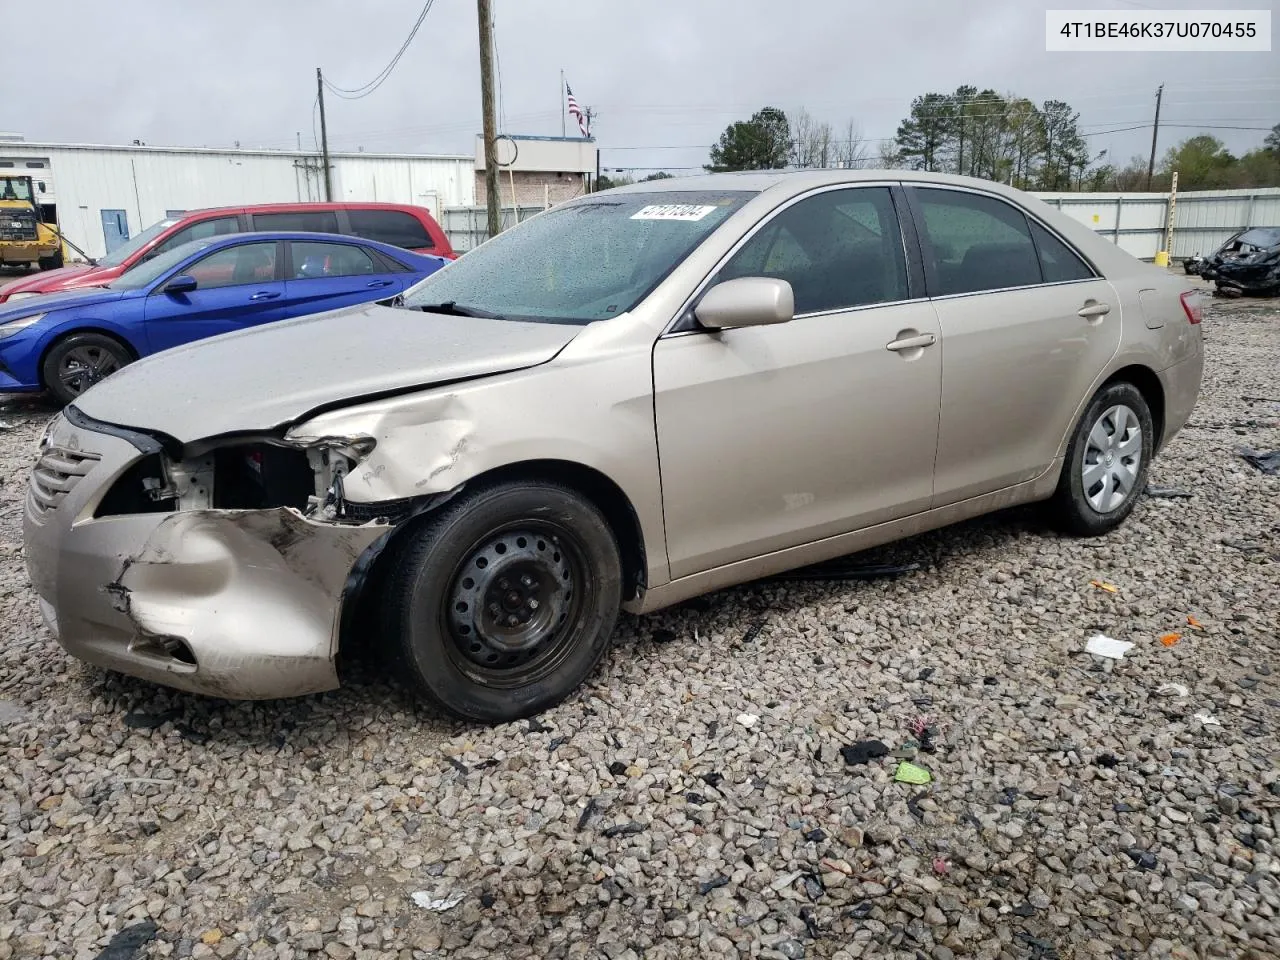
[0, 138, 475, 261]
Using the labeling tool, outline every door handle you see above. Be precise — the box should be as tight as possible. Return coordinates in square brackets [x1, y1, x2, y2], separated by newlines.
[366, 279, 394, 288]
[1077, 301, 1111, 319]
[249, 291, 281, 301]
[886, 333, 937, 352]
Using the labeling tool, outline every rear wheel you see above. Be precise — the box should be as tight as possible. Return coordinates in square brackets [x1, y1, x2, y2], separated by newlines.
[1048, 382, 1153, 536]
[38, 250, 63, 271]
[381, 480, 622, 722]
[42, 333, 133, 406]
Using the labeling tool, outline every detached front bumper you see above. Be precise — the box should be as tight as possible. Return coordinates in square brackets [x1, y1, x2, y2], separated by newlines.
[23, 414, 386, 700]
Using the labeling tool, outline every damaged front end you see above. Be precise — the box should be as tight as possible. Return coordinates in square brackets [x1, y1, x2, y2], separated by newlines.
[23, 407, 425, 700]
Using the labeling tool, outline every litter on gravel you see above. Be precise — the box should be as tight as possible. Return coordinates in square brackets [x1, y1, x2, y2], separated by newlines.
[1085, 634, 1134, 659]
[411, 890, 466, 912]
[1236, 446, 1280, 475]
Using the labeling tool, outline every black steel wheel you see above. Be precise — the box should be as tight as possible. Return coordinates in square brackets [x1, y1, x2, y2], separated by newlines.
[41, 332, 132, 406]
[381, 480, 622, 722]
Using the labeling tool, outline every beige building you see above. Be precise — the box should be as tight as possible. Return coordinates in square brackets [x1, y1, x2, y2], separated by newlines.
[474, 135, 598, 208]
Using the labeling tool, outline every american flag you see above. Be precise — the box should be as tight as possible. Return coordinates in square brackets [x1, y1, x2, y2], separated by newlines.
[566, 82, 589, 137]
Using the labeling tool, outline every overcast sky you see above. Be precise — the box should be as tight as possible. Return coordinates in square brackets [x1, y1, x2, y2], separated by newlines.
[4, 0, 1276, 174]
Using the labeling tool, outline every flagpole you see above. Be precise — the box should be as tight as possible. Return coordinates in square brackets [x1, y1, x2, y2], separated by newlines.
[560, 70, 565, 138]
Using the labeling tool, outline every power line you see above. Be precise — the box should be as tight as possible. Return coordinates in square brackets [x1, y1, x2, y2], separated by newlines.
[324, 0, 435, 100]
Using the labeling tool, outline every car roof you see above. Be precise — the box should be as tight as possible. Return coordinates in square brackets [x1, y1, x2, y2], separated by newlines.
[172, 201, 435, 219]
[160, 231, 438, 261]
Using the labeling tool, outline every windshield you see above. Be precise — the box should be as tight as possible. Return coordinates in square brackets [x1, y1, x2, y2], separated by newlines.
[109, 238, 216, 290]
[0, 178, 33, 202]
[97, 218, 181, 268]
[1237, 228, 1280, 249]
[401, 191, 752, 324]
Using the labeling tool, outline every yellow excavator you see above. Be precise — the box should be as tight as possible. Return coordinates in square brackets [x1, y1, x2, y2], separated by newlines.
[0, 173, 63, 270]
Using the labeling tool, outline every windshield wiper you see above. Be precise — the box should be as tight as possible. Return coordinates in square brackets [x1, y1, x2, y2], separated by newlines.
[414, 300, 507, 320]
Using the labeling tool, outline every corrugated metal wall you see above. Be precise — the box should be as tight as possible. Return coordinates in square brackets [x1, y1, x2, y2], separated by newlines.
[0, 142, 475, 260]
[1032, 187, 1280, 260]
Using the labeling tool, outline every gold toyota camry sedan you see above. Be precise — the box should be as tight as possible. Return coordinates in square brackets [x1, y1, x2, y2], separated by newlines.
[23, 171, 1203, 722]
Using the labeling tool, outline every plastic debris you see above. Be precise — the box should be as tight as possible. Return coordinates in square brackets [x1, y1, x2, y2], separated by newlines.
[602, 821, 646, 838]
[1187, 615, 1205, 630]
[1160, 633, 1181, 647]
[1124, 849, 1158, 871]
[840, 740, 889, 766]
[894, 761, 933, 785]
[575, 798, 600, 832]
[1089, 580, 1119, 593]
[1156, 683, 1189, 697]
[740, 619, 766, 643]
[736, 713, 759, 728]
[1237, 447, 1280, 475]
[698, 875, 730, 895]
[701, 772, 724, 787]
[932, 857, 950, 875]
[411, 890, 465, 911]
[1095, 753, 1119, 769]
[93, 921, 159, 960]
[1194, 711, 1222, 726]
[1145, 484, 1193, 499]
[1085, 634, 1134, 659]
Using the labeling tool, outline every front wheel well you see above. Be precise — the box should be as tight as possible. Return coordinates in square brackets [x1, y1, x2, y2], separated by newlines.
[337, 459, 649, 662]
[1102, 365, 1166, 451]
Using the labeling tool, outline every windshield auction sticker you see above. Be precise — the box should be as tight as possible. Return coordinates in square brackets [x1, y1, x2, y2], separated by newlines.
[631, 204, 719, 221]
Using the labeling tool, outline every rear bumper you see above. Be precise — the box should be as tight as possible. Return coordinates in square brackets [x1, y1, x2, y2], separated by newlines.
[23, 414, 387, 700]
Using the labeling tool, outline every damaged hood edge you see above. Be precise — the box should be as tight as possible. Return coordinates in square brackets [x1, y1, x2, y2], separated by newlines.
[70, 303, 587, 444]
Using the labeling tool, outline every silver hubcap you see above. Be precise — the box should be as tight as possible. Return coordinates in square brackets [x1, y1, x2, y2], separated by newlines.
[59, 346, 121, 395]
[1082, 404, 1142, 514]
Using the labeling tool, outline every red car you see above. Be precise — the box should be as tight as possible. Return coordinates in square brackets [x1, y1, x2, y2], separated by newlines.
[0, 202, 455, 303]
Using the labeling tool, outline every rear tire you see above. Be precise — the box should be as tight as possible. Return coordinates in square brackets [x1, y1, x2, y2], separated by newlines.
[38, 250, 63, 271]
[1048, 382, 1153, 536]
[41, 332, 133, 406]
[381, 480, 622, 723]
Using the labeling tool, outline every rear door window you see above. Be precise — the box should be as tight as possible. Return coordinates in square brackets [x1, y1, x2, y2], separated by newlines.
[1028, 220, 1094, 283]
[153, 216, 241, 256]
[914, 189, 1042, 296]
[289, 241, 377, 278]
[347, 209, 434, 249]
[251, 210, 340, 233]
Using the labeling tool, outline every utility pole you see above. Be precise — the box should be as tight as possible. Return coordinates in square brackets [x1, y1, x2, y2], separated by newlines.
[1145, 82, 1163, 190]
[316, 67, 333, 201]
[560, 69, 566, 139]
[477, 0, 501, 239]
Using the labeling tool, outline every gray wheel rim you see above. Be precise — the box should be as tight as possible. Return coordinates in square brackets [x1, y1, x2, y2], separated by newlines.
[59, 345, 121, 395]
[1082, 403, 1142, 514]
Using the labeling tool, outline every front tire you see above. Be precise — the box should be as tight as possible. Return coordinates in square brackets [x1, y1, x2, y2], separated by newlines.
[42, 332, 133, 406]
[38, 250, 64, 271]
[1049, 382, 1153, 536]
[381, 480, 622, 722]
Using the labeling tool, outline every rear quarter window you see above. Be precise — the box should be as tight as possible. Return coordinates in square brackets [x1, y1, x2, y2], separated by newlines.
[347, 209, 434, 250]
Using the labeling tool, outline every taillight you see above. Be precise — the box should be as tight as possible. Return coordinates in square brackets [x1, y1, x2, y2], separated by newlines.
[1180, 290, 1202, 324]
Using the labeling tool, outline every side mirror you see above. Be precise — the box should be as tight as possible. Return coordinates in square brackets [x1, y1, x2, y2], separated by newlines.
[694, 277, 794, 330]
[163, 275, 198, 295]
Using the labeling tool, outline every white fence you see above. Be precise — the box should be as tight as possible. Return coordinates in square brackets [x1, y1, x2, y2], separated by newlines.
[441, 205, 547, 252]
[1032, 187, 1280, 261]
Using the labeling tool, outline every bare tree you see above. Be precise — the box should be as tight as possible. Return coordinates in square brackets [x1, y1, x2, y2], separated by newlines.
[877, 140, 901, 168]
[790, 108, 834, 168]
[833, 120, 870, 168]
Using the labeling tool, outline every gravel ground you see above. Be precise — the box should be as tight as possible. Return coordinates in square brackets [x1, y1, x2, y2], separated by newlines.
[1, 298, 1278, 960]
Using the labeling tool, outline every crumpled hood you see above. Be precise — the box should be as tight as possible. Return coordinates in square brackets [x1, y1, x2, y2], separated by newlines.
[0, 286, 123, 322]
[73, 301, 584, 443]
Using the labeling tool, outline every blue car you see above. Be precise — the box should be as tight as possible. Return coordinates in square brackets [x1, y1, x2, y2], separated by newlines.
[0, 231, 447, 404]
